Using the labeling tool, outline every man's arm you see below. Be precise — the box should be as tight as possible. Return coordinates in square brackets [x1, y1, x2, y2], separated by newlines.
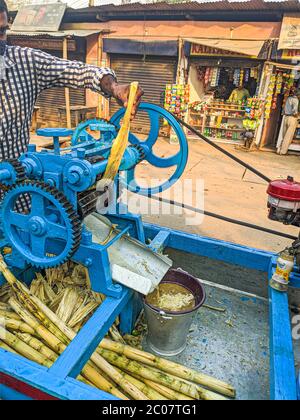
[33, 49, 143, 116]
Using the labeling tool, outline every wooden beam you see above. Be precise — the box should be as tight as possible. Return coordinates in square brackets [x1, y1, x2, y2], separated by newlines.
[63, 37, 72, 129]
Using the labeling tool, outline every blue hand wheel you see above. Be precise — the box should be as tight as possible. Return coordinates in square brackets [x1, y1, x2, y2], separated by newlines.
[71, 119, 117, 146]
[110, 103, 188, 195]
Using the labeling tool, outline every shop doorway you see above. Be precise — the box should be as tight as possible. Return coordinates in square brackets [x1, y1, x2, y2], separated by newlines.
[188, 60, 263, 145]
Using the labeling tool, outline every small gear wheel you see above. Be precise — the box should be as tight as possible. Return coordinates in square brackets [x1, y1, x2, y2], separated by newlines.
[1, 180, 82, 268]
[0, 158, 26, 190]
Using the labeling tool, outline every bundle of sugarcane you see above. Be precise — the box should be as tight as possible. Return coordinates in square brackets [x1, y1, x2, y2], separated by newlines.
[0, 257, 236, 400]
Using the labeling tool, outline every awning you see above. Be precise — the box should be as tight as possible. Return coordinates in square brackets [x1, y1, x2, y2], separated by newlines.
[8, 29, 102, 38]
[185, 38, 266, 58]
[103, 38, 178, 57]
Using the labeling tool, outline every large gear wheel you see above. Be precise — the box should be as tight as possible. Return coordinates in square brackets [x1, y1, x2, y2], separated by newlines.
[0, 180, 82, 268]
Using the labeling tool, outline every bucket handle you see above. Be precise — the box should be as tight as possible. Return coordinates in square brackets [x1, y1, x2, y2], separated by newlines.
[157, 310, 173, 321]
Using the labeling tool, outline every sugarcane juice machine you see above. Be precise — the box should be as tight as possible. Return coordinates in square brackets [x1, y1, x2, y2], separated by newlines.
[0, 104, 189, 333]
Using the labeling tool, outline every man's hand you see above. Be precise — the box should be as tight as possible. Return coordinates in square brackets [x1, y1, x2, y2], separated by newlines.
[101, 75, 144, 118]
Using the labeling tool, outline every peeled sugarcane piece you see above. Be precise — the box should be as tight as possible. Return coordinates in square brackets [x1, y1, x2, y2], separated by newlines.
[9, 298, 128, 400]
[98, 348, 199, 399]
[56, 287, 82, 324]
[67, 300, 99, 330]
[14, 290, 149, 401]
[100, 338, 235, 398]
[114, 366, 168, 400]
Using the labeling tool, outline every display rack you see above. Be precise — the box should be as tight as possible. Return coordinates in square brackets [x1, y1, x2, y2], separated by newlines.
[189, 101, 246, 144]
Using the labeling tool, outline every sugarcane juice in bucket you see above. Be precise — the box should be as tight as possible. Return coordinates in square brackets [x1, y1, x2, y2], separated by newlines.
[146, 283, 196, 312]
[143, 275, 204, 357]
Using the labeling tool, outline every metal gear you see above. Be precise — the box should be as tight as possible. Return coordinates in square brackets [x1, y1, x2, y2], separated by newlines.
[0, 180, 82, 268]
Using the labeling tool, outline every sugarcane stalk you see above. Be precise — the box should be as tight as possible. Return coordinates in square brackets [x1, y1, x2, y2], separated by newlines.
[0, 303, 12, 311]
[0, 324, 53, 367]
[15, 332, 59, 363]
[114, 366, 168, 400]
[145, 367, 227, 401]
[98, 348, 199, 399]
[13, 332, 95, 388]
[0, 309, 21, 320]
[9, 297, 67, 355]
[100, 338, 235, 398]
[9, 298, 125, 396]
[9, 297, 128, 400]
[0, 339, 18, 354]
[136, 378, 194, 400]
[126, 370, 194, 400]
[0, 256, 69, 345]
[0, 314, 36, 335]
[1, 262, 135, 397]
[17, 292, 149, 401]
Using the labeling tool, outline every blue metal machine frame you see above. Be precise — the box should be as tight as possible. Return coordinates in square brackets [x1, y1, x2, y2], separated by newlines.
[0, 221, 299, 400]
[0, 102, 298, 400]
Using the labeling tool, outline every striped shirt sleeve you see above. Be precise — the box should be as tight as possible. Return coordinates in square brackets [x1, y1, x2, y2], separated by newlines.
[32, 49, 116, 97]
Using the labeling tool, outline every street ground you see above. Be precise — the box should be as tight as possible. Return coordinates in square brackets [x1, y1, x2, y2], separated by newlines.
[130, 137, 300, 253]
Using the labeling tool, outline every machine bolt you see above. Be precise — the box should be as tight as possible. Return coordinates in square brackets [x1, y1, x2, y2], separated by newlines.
[84, 258, 92, 267]
[27, 144, 36, 153]
[47, 179, 55, 187]
[28, 216, 47, 236]
[77, 148, 86, 159]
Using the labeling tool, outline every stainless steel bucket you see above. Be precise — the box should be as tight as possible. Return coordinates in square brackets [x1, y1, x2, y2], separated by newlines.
[143, 268, 206, 357]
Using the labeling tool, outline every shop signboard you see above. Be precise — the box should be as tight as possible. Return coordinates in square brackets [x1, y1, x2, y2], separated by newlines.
[11, 3, 66, 32]
[279, 14, 300, 50]
[281, 49, 300, 61]
[190, 43, 253, 58]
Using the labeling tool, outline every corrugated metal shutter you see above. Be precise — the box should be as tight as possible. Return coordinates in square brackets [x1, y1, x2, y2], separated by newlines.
[36, 87, 86, 128]
[36, 51, 86, 128]
[110, 55, 176, 132]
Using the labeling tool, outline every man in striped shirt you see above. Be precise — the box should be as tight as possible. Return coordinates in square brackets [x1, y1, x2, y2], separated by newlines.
[0, 0, 143, 162]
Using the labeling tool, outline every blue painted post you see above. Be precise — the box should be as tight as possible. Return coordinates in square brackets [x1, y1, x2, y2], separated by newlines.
[149, 230, 170, 253]
[119, 292, 142, 335]
[268, 257, 297, 400]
